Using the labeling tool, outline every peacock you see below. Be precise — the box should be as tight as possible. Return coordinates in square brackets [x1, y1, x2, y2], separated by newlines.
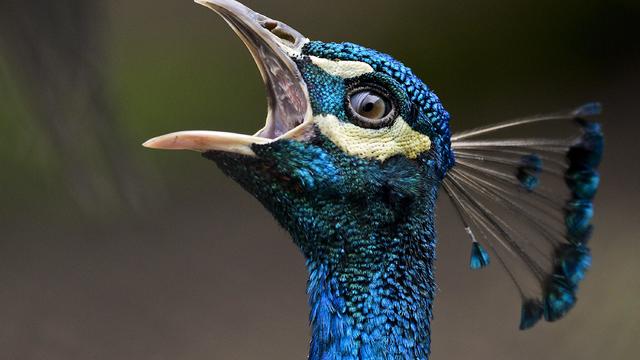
[144, 1, 604, 358]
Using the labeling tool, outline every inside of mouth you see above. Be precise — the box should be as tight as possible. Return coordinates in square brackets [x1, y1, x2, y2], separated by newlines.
[253, 88, 307, 140]
[252, 25, 308, 139]
[221, 12, 308, 140]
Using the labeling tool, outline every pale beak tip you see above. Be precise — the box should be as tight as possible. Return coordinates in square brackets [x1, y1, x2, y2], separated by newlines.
[142, 136, 173, 150]
[142, 138, 159, 149]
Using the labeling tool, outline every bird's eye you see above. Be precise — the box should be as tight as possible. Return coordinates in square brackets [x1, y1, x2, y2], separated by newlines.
[350, 91, 388, 119]
[347, 88, 395, 128]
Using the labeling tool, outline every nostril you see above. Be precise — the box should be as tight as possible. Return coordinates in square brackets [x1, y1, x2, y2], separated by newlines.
[272, 28, 296, 45]
[260, 20, 296, 45]
[261, 20, 278, 31]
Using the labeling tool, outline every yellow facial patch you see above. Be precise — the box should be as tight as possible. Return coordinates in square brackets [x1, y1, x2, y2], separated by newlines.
[309, 56, 374, 79]
[315, 115, 432, 162]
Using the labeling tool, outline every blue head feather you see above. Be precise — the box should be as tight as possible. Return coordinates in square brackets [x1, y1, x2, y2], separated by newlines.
[470, 242, 491, 270]
[302, 41, 454, 173]
[567, 121, 604, 172]
[516, 154, 543, 191]
[538, 119, 603, 324]
[565, 199, 594, 237]
[543, 275, 577, 322]
[519, 300, 544, 330]
[557, 244, 592, 285]
[565, 169, 600, 199]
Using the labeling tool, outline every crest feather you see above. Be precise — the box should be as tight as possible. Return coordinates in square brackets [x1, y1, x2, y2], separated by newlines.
[444, 103, 603, 329]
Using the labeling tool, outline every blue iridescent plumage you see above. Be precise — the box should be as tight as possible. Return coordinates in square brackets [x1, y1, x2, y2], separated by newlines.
[566, 169, 600, 199]
[516, 154, 542, 191]
[470, 242, 491, 269]
[304, 41, 455, 172]
[565, 199, 594, 236]
[145, 1, 605, 358]
[520, 299, 544, 330]
[543, 275, 577, 322]
[558, 244, 592, 285]
[567, 121, 604, 172]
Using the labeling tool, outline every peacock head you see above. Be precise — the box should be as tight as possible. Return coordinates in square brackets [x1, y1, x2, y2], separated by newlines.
[144, 0, 452, 257]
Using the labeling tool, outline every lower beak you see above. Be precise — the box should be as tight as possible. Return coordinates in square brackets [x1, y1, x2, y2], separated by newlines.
[143, 0, 312, 156]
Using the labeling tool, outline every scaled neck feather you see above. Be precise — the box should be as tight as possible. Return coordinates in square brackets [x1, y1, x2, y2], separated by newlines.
[304, 206, 437, 360]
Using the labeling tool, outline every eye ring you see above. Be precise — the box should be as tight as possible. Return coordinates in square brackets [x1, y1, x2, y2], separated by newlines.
[346, 85, 396, 129]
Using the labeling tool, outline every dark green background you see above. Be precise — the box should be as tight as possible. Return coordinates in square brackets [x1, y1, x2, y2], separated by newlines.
[1, 0, 638, 359]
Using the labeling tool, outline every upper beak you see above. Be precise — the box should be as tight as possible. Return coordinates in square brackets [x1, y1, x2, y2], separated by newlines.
[143, 0, 312, 155]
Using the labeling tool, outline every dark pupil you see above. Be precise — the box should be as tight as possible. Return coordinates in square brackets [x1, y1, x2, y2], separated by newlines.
[350, 90, 388, 120]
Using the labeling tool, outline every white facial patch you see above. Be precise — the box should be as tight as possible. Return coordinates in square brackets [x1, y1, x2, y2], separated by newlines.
[315, 115, 432, 162]
[309, 56, 374, 79]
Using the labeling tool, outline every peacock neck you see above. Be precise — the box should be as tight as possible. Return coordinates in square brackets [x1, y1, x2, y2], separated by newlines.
[304, 212, 437, 360]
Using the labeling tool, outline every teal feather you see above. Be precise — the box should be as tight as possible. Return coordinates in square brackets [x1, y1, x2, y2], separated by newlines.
[558, 244, 592, 285]
[544, 275, 577, 322]
[565, 199, 594, 237]
[516, 154, 542, 191]
[520, 300, 544, 330]
[470, 242, 491, 270]
[565, 169, 600, 199]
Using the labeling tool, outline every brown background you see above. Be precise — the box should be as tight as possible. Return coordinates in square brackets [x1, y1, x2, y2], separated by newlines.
[1, 0, 638, 359]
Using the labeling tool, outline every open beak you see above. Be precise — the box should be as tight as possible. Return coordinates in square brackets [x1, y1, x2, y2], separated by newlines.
[143, 0, 312, 156]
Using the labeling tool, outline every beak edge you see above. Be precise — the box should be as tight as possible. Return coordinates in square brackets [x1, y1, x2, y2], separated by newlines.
[142, 131, 271, 156]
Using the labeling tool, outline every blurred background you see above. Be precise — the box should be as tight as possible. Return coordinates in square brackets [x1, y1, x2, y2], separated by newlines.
[0, 0, 638, 359]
